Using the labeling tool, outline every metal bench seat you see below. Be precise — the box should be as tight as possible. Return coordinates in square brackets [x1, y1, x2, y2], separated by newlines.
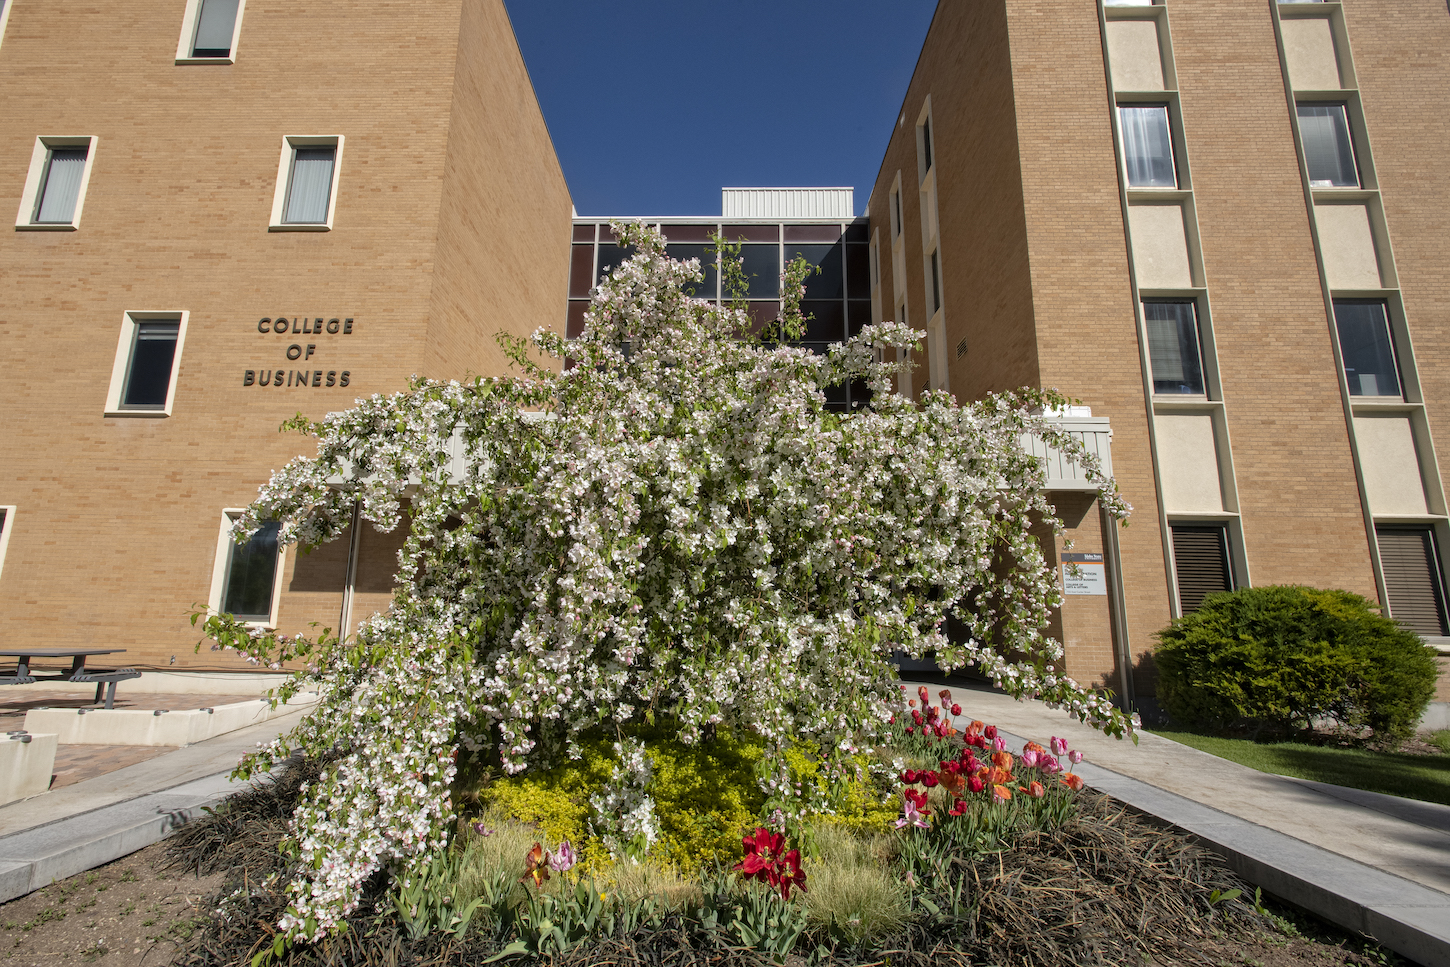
[69, 667, 141, 709]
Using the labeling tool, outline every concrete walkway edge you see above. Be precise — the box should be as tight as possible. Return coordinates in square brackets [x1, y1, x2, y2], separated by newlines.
[0, 770, 237, 902]
[996, 729, 1450, 967]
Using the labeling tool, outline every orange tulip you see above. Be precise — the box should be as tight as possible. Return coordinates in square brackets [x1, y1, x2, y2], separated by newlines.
[1061, 772, 1085, 791]
[991, 750, 1014, 772]
[1024, 780, 1045, 798]
[521, 842, 550, 887]
[992, 783, 1013, 802]
[1024, 741, 1047, 756]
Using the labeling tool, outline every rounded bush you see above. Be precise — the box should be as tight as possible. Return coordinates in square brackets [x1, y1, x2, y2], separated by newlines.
[1154, 585, 1438, 743]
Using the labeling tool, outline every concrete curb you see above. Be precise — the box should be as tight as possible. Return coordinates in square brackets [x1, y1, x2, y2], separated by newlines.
[998, 729, 1450, 967]
[0, 769, 240, 903]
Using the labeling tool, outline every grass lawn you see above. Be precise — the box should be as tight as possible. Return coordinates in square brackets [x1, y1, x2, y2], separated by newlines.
[1148, 729, 1450, 807]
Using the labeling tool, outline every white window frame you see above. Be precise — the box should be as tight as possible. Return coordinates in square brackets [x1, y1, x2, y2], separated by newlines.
[0, 506, 15, 583]
[104, 310, 190, 417]
[0, 1, 15, 55]
[208, 510, 285, 629]
[269, 136, 344, 232]
[15, 136, 99, 231]
[175, 0, 248, 65]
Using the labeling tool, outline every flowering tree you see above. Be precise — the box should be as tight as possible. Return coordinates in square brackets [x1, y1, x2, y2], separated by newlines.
[201, 221, 1132, 942]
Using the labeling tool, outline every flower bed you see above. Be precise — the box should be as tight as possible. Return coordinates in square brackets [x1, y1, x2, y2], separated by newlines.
[165, 689, 1367, 967]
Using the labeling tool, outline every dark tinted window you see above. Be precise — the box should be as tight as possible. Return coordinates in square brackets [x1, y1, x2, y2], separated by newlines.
[569, 245, 594, 298]
[122, 321, 180, 408]
[223, 520, 281, 620]
[789, 243, 843, 300]
[595, 243, 636, 283]
[1334, 300, 1400, 397]
[1144, 301, 1204, 395]
[845, 245, 871, 299]
[667, 244, 718, 300]
[801, 301, 846, 342]
[738, 245, 780, 298]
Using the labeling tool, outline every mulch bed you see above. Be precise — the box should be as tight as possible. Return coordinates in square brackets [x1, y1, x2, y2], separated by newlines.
[145, 757, 1408, 967]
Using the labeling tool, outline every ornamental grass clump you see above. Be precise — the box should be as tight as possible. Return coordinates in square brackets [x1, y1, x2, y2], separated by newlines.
[196, 220, 1134, 944]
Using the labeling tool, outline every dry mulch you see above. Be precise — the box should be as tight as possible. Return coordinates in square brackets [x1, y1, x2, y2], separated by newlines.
[0, 754, 1414, 967]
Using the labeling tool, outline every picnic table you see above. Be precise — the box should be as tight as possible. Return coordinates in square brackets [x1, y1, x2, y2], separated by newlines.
[0, 648, 140, 709]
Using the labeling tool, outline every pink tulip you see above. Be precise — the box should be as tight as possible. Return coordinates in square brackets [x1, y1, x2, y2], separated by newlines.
[1021, 749, 1040, 768]
[1050, 736, 1068, 756]
[992, 736, 1007, 752]
[1069, 750, 1084, 765]
[548, 839, 578, 872]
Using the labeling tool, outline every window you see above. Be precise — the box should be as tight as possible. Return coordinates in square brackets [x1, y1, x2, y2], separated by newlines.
[1144, 300, 1205, 395]
[209, 513, 284, 626]
[929, 249, 943, 315]
[176, 0, 246, 63]
[1118, 105, 1176, 188]
[1377, 526, 1449, 636]
[1171, 523, 1233, 613]
[920, 116, 933, 174]
[15, 137, 98, 231]
[1334, 300, 1400, 398]
[269, 137, 343, 231]
[0, 506, 13, 582]
[891, 187, 902, 240]
[1298, 104, 1358, 188]
[105, 312, 188, 416]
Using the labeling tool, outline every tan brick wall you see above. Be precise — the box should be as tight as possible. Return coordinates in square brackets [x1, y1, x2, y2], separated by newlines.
[0, 1, 570, 669]
[425, 0, 573, 379]
[1004, 0, 1171, 696]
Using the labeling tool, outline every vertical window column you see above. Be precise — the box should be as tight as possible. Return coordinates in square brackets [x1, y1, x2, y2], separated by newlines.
[1103, 0, 1245, 614]
[1273, 1, 1450, 637]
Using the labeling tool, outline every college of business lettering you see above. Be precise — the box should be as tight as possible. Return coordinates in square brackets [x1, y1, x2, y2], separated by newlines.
[246, 316, 354, 389]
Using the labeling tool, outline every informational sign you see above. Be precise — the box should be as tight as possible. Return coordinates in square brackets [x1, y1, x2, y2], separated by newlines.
[244, 315, 357, 389]
[1062, 552, 1107, 596]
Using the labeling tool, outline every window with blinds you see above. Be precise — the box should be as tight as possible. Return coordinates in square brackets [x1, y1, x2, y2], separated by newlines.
[1376, 526, 1448, 636]
[1171, 524, 1233, 613]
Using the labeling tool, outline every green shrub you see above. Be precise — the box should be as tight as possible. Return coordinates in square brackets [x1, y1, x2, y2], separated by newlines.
[1154, 585, 1437, 743]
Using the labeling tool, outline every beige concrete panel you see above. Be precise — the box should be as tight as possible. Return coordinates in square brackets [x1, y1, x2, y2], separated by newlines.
[1155, 413, 1224, 513]
[1354, 413, 1428, 515]
[1128, 204, 1193, 288]
[1281, 17, 1342, 91]
[1106, 20, 1165, 92]
[1316, 203, 1382, 289]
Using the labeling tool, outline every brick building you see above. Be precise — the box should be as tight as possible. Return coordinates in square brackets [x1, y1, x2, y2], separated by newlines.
[868, 0, 1450, 702]
[2, 0, 1446, 706]
[0, 0, 571, 671]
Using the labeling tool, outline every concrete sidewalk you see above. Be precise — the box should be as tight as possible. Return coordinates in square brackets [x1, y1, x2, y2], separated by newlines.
[903, 679, 1450, 967]
[0, 704, 307, 903]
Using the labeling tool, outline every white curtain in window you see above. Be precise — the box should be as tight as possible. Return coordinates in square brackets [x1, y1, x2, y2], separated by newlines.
[285, 147, 334, 224]
[34, 148, 87, 223]
[193, 0, 239, 53]
[1119, 106, 1175, 188]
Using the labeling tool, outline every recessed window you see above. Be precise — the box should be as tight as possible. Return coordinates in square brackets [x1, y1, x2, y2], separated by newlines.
[920, 115, 934, 174]
[929, 249, 943, 315]
[269, 137, 344, 231]
[15, 137, 98, 231]
[1171, 523, 1233, 614]
[1334, 300, 1401, 398]
[1297, 104, 1358, 188]
[105, 312, 188, 417]
[176, 0, 246, 64]
[1377, 526, 1449, 636]
[0, 505, 14, 583]
[209, 513, 284, 626]
[1118, 105, 1177, 188]
[891, 186, 903, 240]
[1144, 300, 1205, 395]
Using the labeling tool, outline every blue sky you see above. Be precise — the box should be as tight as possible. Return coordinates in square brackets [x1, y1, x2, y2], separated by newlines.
[502, 1, 939, 217]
